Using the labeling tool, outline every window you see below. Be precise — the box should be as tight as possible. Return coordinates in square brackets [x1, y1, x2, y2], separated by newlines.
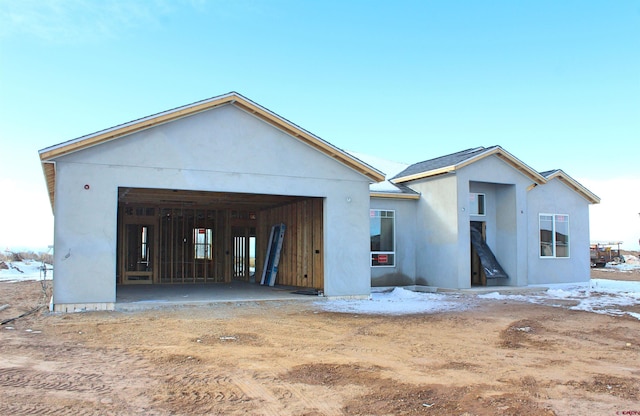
[469, 193, 486, 216]
[194, 228, 213, 260]
[539, 214, 569, 258]
[370, 209, 395, 266]
[140, 226, 149, 260]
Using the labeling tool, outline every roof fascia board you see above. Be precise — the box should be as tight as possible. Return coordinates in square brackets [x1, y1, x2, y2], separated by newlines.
[370, 192, 420, 200]
[457, 147, 547, 184]
[391, 166, 456, 183]
[392, 147, 548, 185]
[39, 93, 238, 161]
[41, 161, 56, 212]
[231, 96, 384, 182]
[38, 92, 384, 183]
[546, 170, 600, 204]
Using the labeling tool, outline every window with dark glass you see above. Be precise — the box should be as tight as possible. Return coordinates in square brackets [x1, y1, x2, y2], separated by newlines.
[540, 214, 569, 258]
[370, 210, 395, 266]
[469, 193, 486, 216]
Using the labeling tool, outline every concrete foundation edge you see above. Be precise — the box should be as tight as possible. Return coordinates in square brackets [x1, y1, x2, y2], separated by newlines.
[52, 302, 115, 313]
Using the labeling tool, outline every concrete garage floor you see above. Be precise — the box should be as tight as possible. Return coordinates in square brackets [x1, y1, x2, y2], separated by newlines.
[116, 281, 319, 311]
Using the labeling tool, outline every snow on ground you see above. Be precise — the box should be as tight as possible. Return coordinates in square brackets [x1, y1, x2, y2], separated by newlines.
[320, 279, 640, 320]
[0, 261, 53, 282]
[2, 257, 638, 320]
[480, 279, 640, 320]
[320, 288, 470, 315]
[320, 260, 640, 320]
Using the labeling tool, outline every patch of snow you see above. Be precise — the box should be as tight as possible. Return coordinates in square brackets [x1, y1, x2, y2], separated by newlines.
[320, 287, 469, 315]
[0, 261, 53, 282]
[320, 279, 640, 320]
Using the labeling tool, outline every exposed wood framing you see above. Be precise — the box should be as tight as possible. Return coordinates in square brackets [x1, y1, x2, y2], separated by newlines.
[258, 198, 324, 289]
[370, 192, 420, 200]
[116, 188, 323, 290]
[42, 162, 56, 210]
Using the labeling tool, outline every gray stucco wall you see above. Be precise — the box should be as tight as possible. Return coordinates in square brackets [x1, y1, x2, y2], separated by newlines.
[403, 155, 532, 289]
[407, 174, 459, 288]
[457, 157, 531, 288]
[369, 197, 418, 287]
[51, 104, 373, 305]
[526, 178, 591, 284]
[468, 181, 512, 286]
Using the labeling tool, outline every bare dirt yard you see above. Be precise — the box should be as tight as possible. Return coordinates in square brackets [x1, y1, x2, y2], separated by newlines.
[1, 269, 639, 415]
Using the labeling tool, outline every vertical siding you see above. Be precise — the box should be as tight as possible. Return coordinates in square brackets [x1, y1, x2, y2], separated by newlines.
[258, 198, 324, 289]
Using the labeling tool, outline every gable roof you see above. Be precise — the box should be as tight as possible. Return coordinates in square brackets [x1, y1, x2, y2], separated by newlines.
[347, 151, 420, 200]
[392, 145, 547, 184]
[540, 169, 600, 204]
[39, 92, 385, 209]
[390, 146, 599, 204]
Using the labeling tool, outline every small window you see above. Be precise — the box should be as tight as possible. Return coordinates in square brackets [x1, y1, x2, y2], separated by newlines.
[370, 210, 395, 267]
[469, 193, 486, 216]
[539, 214, 569, 258]
[194, 228, 213, 260]
[140, 226, 149, 260]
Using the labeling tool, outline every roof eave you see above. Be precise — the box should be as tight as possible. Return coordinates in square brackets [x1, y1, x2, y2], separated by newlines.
[457, 147, 547, 184]
[41, 161, 55, 212]
[38, 92, 385, 204]
[370, 191, 421, 200]
[38, 92, 240, 161]
[391, 166, 456, 184]
[230, 97, 384, 182]
[546, 170, 601, 204]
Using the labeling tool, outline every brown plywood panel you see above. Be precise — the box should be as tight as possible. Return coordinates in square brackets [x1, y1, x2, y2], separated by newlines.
[258, 197, 322, 290]
[312, 198, 324, 289]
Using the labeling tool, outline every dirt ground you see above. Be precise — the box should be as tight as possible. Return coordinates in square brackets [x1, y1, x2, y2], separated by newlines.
[1, 269, 639, 416]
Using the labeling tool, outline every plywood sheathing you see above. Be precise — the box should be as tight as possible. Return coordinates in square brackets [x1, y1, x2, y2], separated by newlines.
[258, 198, 324, 290]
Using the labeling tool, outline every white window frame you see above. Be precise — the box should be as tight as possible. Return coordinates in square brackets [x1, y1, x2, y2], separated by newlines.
[370, 209, 396, 267]
[539, 213, 570, 258]
[193, 228, 213, 260]
[469, 193, 486, 216]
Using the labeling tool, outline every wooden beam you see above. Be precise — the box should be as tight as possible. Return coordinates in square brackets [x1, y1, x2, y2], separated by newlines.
[39, 95, 236, 161]
[370, 192, 420, 200]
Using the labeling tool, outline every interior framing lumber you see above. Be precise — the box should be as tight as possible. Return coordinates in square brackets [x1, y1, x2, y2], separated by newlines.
[116, 187, 324, 290]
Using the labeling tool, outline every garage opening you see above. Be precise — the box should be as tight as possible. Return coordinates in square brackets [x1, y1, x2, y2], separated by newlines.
[117, 187, 323, 293]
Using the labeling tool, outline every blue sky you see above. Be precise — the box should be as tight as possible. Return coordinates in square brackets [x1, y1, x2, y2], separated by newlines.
[1, 0, 639, 250]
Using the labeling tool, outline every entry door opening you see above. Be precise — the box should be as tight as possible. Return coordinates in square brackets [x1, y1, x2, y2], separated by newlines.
[159, 208, 220, 284]
[471, 221, 486, 286]
[125, 224, 154, 283]
[470, 221, 508, 286]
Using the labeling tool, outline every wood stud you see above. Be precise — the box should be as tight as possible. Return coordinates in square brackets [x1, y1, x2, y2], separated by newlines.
[117, 188, 324, 290]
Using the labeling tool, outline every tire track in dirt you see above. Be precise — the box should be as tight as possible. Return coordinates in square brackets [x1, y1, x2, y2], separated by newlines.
[0, 402, 105, 416]
[0, 367, 110, 392]
[242, 371, 344, 416]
